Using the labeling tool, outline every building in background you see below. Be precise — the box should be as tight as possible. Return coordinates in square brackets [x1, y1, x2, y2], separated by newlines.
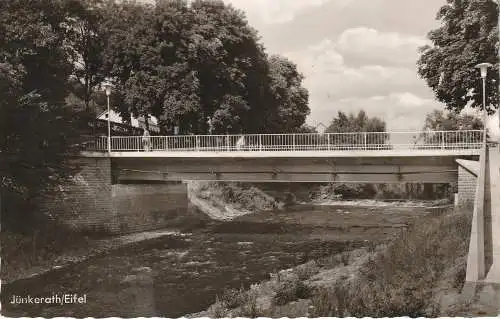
[97, 109, 160, 134]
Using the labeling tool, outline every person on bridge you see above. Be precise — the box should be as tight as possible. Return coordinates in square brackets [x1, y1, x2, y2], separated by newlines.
[142, 129, 151, 151]
[236, 135, 246, 150]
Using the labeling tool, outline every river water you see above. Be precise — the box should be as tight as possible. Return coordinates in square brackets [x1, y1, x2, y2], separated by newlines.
[2, 203, 435, 317]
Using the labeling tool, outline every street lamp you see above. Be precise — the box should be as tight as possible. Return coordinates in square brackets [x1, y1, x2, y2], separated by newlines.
[103, 83, 113, 153]
[475, 62, 493, 148]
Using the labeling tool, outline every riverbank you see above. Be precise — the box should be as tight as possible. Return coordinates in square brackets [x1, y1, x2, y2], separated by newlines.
[193, 207, 499, 317]
[0, 229, 185, 284]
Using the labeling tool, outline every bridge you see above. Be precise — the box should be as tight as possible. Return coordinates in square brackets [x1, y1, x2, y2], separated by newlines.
[77, 129, 500, 287]
[83, 130, 482, 183]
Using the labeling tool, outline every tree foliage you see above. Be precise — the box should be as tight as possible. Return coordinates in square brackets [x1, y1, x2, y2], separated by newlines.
[324, 110, 389, 147]
[325, 110, 387, 133]
[267, 55, 310, 132]
[63, 0, 109, 111]
[417, 0, 499, 114]
[422, 109, 484, 131]
[416, 109, 484, 145]
[101, 0, 309, 134]
[0, 0, 89, 201]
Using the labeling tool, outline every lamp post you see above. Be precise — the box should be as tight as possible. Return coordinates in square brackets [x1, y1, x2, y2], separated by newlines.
[104, 83, 112, 153]
[475, 62, 493, 148]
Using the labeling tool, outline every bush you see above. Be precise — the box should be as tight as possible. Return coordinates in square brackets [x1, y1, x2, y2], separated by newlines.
[208, 296, 229, 318]
[273, 277, 311, 306]
[310, 285, 349, 317]
[233, 291, 263, 318]
[218, 287, 246, 309]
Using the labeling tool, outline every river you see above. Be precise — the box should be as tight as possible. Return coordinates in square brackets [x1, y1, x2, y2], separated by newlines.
[2, 203, 436, 317]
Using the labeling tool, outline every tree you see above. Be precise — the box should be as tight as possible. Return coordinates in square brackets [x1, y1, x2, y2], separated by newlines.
[422, 109, 484, 131]
[416, 109, 484, 146]
[63, 0, 109, 112]
[325, 110, 389, 147]
[0, 0, 88, 228]
[267, 55, 310, 132]
[417, 0, 498, 114]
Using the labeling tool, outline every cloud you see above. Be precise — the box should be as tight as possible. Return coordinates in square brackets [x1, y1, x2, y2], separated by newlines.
[336, 27, 429, 67]
[283, 33, 441, 131]
[307, 93, 443, 131]
[224, 0, 338, 25]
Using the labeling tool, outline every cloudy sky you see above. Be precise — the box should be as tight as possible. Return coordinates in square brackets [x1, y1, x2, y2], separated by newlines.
[223, 0, 499, 134]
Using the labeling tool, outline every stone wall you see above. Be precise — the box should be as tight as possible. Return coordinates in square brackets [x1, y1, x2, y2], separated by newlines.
[39, 157, 188, 234]
[458, 165, 477, 207]
[39, 157, 117, 233]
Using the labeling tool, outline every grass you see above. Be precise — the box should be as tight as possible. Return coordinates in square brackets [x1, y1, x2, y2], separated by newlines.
[310, 208, 472, 317]
[205, 207, 474, 318]
[209, 288, 263, 317]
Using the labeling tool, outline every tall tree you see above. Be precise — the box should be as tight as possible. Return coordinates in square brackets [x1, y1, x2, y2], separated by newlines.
[0, 0, 88, 209]
[267, 55, 310, 132]
[187, 0, 271, 134]
[417, 0, 498, 114]
[101, 0, 310, 135]
[63, 0, 108, 112]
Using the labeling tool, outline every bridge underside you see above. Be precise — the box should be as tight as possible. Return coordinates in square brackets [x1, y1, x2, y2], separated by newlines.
[111, 155, 474, 183]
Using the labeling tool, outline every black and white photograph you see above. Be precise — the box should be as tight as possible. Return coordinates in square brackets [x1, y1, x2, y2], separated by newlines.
[1, 0, 499, 317]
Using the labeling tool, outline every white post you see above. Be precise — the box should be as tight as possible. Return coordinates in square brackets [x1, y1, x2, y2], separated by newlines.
[482, 76, 487, 149]
[107, 95, 111, 153]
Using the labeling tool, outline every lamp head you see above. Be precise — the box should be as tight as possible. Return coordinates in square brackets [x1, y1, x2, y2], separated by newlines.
[103, 83, 113, 96]
[475, 62, 493, 78]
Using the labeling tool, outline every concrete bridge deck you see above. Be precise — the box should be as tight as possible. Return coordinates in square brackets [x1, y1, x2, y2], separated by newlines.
[82, 148, 481, 158]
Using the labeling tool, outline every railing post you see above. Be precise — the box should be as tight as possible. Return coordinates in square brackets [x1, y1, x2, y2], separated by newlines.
[293, 134, 296, 151]
[259, 135, 262, 151]
[327, 134, 330, 151]
[441, 131, 445, 149]
[196, 136, 200, 151]
[226, 135, 229, 152]
[364, 132, 367, 150]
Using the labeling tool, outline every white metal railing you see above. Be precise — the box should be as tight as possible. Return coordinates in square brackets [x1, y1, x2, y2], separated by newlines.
[86, 130, 485, 153]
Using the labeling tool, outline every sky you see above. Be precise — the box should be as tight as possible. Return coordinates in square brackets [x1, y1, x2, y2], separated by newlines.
[145, 0, 500, 136]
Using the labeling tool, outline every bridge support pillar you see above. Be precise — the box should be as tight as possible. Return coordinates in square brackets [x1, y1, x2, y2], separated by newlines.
[39, 157, 189, 234]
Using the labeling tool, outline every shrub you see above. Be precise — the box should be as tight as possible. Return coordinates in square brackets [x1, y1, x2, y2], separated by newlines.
[218, 287, 246, 309]
[233, 291, 263, 318]
[208, 296, 228, 318]
[273, 277, 311, 305]
[310, 285, 349, 317]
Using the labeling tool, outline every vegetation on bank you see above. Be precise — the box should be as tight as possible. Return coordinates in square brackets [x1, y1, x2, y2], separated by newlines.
[202, 208, 476, 317]
[188, 181, 284, 220]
